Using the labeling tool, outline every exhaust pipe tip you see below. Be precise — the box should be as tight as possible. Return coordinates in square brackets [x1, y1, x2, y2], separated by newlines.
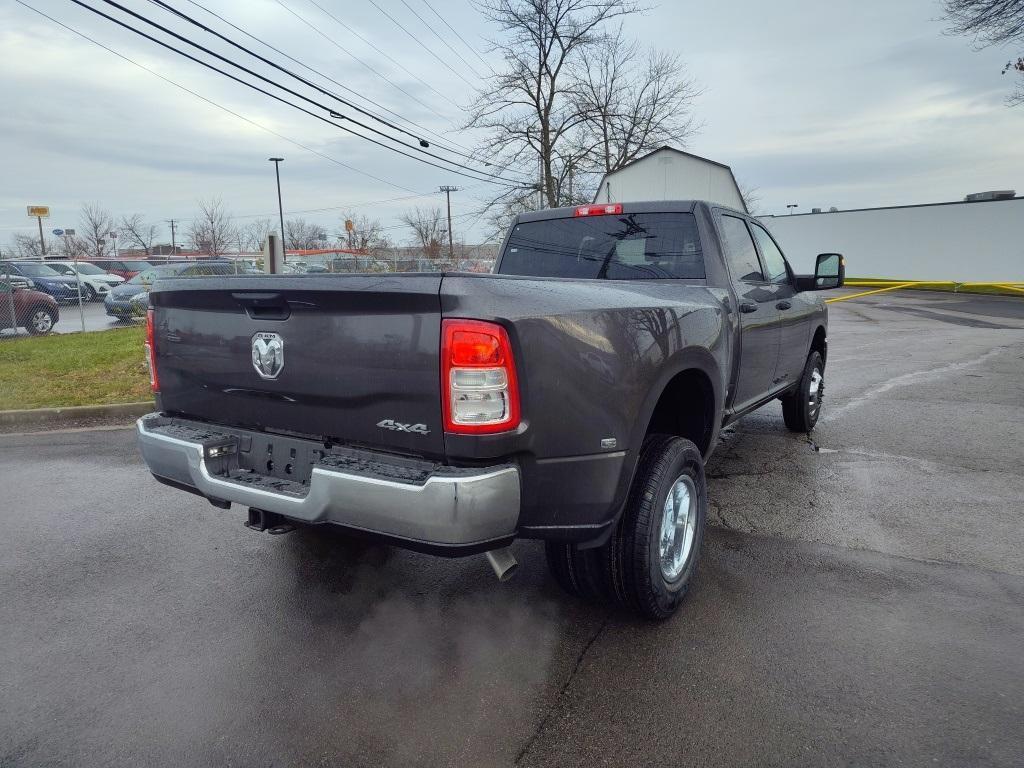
[485, 547, 519, 582]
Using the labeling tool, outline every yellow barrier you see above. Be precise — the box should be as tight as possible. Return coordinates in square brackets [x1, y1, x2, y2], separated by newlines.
[825, 282, 918, 303]
[832, 280, 1024, 302]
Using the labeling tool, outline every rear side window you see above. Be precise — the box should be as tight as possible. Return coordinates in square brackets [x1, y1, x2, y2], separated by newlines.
[718, 215, 764, 282]
[749, 223, 790, 284]
[499, 212, 704, 280]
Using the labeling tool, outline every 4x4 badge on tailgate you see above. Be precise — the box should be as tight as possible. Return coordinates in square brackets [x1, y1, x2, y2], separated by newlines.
[251, 332, 284, 379]
[377, 419, 430, 435]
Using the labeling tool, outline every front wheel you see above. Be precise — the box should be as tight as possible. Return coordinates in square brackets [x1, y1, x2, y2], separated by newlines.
[782, 350, 825, 432]
[84, 284, 97, 302]
[546, 435, 707, 620]
[25, 306, 56, 335]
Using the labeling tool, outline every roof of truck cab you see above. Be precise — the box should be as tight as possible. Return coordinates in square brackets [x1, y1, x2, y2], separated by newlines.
[513, 200, 748, 225]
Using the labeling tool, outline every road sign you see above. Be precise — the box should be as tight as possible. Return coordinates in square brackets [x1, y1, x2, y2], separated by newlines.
[27, 206, 50, 218]
[52, 229, 64, 236]
[345, 219, 354, 232]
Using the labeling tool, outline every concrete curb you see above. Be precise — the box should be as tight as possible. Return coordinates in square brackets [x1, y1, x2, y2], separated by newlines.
[0, 401, 152, 429]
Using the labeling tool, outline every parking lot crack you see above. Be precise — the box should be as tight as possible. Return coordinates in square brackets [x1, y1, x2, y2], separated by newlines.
[514, 613, 610, 765]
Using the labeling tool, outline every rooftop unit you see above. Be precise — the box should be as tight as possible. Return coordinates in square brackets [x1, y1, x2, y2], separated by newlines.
[964, 190, 1016, 202]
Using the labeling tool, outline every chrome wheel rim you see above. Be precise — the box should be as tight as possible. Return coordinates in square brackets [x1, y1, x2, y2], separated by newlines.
[808, 367, 824, 419]
[659, 474, 697, 581]
[31, 310, 52, 333]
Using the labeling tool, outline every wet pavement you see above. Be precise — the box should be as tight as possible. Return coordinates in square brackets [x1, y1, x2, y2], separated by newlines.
[1, 298, 137, 337]
[1, 291, 1022, 766]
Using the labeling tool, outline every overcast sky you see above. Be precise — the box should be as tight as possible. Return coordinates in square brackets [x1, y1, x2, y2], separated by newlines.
[1, 0, 1021, 247]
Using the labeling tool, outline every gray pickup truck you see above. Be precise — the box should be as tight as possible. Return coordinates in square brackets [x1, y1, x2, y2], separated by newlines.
[136, 201, 843, 618]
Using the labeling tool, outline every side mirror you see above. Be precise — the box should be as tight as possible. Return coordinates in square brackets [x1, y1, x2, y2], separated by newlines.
[813, 253, 844, 289]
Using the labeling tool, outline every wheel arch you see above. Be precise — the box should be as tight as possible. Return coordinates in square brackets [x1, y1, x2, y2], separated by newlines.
[620, 347, 723, 497]
[811, 324, 827, 365]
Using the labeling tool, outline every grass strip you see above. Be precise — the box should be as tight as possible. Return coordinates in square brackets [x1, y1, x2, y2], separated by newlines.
[0, 326, 150, 410]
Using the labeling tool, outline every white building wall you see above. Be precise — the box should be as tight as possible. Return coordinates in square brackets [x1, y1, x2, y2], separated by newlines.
[596, 148, 746, 211]
[761, 198, 1024, 282]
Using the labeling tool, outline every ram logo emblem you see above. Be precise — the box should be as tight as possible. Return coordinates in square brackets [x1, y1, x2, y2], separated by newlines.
[377, 419, 430, 435]
[251, 332, 284, 379]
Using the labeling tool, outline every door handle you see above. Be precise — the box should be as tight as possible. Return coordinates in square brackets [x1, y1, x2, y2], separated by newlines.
[739, 302, 758, 313]
[776, 300, 792, 310]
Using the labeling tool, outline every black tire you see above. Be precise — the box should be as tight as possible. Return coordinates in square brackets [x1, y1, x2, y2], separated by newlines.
[84, 284, 97, 302]
[24, 305, 56, 335]
[546, 434, 707, 620]
[544, 539, 612, 604]
[782, 350, 825, 433]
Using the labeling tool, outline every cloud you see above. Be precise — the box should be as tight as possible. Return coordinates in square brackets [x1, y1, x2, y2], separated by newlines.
[1, 0, 1021, 240]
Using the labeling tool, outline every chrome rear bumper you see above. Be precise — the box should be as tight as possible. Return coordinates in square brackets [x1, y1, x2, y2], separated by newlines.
[136, 414, 521, 547]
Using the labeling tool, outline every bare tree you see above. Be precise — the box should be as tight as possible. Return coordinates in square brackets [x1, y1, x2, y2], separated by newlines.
[119, 214, 159, 255]
[576, 29, 700, 175]
[946, 0, 1024, 104]
[285, 218, 328, 250]
[240, 219, 274, 252]
[9, 233, 52, 259]
[401, 207, 445, 259]
[188, 198, 236, 257]
[737, 180, 760, 215]
[79, 203, 115, 259]
[339, 211, 389, 252]
[468, 0, 638, 212]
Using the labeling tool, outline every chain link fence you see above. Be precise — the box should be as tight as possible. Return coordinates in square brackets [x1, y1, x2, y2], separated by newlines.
[1, 251, 498, 340]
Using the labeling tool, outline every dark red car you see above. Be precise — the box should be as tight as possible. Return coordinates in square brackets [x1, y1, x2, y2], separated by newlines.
[0, 280, 60, 335]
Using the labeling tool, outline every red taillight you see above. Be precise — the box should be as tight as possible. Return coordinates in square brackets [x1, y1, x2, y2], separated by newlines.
[574, 203, 622, 217]
[441, 319, 520, 434]
[145, 309, 159, 393]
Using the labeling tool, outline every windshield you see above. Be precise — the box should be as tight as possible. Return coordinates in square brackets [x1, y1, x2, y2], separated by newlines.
[128, 269, 158, 285]
[74, 263, 108, 275]
[499, 212, 705, 280]
[15, 263, 62, 277]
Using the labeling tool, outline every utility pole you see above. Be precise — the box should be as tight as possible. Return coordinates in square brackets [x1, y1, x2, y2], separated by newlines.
[268, 157, 286, 260]
[439, 186, 459, 260]
[166, 219, 178, 257]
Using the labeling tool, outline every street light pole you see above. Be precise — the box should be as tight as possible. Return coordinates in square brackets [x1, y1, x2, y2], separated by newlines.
[439, 185, 459, 260]
[268, 157, 286, 261]
[787, 204, 799, 215]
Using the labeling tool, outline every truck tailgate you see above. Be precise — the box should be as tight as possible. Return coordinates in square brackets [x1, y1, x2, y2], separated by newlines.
[149, 274, 445, 458]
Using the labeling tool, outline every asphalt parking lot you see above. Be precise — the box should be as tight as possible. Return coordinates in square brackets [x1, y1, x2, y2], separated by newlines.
[1, 298, 136, 337]
[2, 290, 1022, 767]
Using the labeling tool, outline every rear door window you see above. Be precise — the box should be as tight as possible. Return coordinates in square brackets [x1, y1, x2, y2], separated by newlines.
[499, 212, 704, 279]
[749, 223, 790, 284]
[718, 215, 764, 282]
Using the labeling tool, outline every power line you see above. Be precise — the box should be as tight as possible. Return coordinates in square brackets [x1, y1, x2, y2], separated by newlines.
[12, 0, 419, 193]
[146, 0, 437, 150]
[418, 0, 495, 74]
[396, 0, 483, 79]
[362, 0, 477, 88]
[275, 0, 461, 113]
[74, 0, 518, 185]
[93, 0, 513, 183]
[177, 0, 470, 157]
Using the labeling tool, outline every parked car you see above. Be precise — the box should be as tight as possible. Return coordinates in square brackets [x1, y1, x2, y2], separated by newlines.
[0, 261, 86, 303]
[135, 200, 844, 619]
[86, 259, 154, 280]
[44, 260, 125, 301]
[0, 279, 60, 335]
[105, 261, 241, 319]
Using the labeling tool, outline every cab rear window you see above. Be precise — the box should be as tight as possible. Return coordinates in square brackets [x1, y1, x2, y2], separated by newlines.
[498, 212, 704, 279]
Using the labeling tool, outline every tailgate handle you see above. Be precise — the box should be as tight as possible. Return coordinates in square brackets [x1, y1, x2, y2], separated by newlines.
[232, 292, 291, 320]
